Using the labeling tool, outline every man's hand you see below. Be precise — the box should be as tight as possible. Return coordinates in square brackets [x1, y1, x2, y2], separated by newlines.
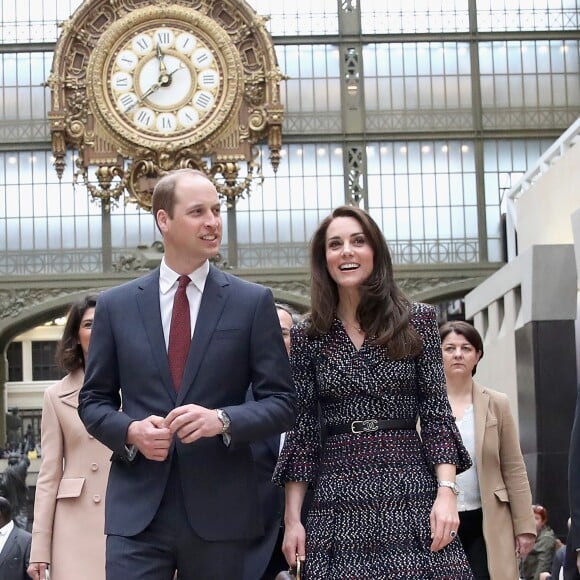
[164, 404, 223, 444]
[126, 415, 172, 461]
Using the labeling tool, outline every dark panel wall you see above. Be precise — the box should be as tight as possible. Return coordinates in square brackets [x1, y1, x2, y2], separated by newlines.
[516, 320, 578, 539]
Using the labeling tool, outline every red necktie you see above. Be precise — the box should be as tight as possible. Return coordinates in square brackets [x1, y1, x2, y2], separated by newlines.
[168, 275, 191, 390]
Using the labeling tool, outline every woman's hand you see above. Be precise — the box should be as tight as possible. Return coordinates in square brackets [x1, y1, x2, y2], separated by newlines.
[282, 519, 306, 569]
[27, 562, 49, 580]
[429, 487, 460, 552]
[515, 532, 535, 559]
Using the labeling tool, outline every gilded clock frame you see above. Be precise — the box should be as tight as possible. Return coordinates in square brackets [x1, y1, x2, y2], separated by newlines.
[87, 7, 244, 152]
[49, 0, 285, 209]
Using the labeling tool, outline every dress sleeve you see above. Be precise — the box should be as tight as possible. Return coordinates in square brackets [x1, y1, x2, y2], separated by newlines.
[413, 303, 472, 474]
[273, 323, 322, 487]
[30, 385, 65, 564]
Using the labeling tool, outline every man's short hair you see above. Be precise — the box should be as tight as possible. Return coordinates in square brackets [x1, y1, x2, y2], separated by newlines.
[0, 496, 12, 520]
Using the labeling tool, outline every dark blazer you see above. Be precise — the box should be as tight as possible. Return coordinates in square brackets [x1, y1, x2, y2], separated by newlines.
[0, 524, 31, 580]
[551, 544, 566, 580]
[567, 388, 580, 580]
[243, 388, 285, 580]
[78, 265, 296, 542]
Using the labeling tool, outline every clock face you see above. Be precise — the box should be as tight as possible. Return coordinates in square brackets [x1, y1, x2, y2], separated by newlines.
[87, 8, 243, 149]
[110, 27, 220, 135]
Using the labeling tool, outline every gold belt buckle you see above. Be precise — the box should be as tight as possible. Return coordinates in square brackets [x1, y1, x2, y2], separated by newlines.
[351, 419, 379, 434]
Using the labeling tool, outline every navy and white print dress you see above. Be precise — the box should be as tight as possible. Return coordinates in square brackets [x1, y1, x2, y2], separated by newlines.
[273, 302, 474, 579]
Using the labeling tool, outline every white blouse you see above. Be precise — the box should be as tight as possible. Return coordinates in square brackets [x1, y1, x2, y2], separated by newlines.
[455, 404, 483, 512]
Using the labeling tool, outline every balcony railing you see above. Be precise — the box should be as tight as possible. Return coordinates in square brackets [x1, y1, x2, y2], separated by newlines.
[0, 238, 487, 275]
[505, 116, 580, 261]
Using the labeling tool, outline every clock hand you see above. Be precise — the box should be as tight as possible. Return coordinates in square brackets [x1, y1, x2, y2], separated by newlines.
[124, 80, 162, 113]
[156, 43, 167, 75]
[124, 63, 185, 114]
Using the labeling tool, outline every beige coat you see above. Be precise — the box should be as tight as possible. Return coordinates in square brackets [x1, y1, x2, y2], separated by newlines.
[30, 369, 111, 580]
[472, 381, 536, 580]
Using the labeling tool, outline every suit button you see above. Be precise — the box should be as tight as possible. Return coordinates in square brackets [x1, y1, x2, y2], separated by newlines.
[91, 463, 98, 471]
[93, 494, 101, 503]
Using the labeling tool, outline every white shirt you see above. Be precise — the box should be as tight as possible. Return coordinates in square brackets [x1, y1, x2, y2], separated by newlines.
[0, 519, 14, 555]
[455, 404, 483, 511]
[159, 257, 209, 350]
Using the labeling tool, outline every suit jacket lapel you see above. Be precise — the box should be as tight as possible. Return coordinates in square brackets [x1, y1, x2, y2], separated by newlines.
[176, 266, 229, 404]
[0, 526, 18, 564]
[472, 381, 489, 474]
[136, 269, 176, 400]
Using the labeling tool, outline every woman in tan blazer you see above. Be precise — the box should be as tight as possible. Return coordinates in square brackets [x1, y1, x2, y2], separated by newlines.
[28, 295, 111, 580]
[440, 321, 536, 580]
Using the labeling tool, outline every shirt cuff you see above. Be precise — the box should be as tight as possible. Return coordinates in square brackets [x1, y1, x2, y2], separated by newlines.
[124, 444, 137, 461]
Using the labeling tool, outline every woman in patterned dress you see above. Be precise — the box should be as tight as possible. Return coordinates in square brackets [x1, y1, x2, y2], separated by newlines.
[273, 205, 474, 579]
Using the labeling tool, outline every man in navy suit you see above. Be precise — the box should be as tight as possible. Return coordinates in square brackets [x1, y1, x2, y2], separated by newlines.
[0, 496, 31, 580]
[79, 168, 296, 580]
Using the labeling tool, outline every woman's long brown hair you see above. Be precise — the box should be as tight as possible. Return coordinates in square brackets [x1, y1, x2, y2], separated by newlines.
[307, 205, 422, 359]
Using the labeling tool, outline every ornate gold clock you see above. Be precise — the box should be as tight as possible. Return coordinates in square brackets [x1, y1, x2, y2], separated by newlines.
[49, 0, 285, 209]
[87, 7, 243, 151]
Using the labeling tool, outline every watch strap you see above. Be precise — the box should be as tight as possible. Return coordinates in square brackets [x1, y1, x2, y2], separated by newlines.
[216, 409, 231, 434]
[438, 480, 460, 495]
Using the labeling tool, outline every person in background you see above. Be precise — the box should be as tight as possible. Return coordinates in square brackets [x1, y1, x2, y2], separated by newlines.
[78, 168, 295, 580]
[439, 320, 536, 579]
[0, 496, 31, 580]
[0, 453, 30, 529]
[244, 304, 297, 580]
[274, 205, 473, 579]
[540, 517, 569, 580]
[28, 295, 110, 580]
[521, 504, 558, 580]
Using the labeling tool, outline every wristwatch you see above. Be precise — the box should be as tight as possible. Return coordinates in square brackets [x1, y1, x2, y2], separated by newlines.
[438, 480, 460, 495]
[216, 409, 231, 434]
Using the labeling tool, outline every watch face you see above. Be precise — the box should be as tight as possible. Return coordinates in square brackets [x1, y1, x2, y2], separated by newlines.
[87, 7, 243, 149]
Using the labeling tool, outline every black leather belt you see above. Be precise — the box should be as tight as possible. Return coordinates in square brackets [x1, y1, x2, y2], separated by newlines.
[326, 418, 417, 436]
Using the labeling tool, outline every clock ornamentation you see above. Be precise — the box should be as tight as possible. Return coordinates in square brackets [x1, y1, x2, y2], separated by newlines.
[50, 0, 285, 210]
